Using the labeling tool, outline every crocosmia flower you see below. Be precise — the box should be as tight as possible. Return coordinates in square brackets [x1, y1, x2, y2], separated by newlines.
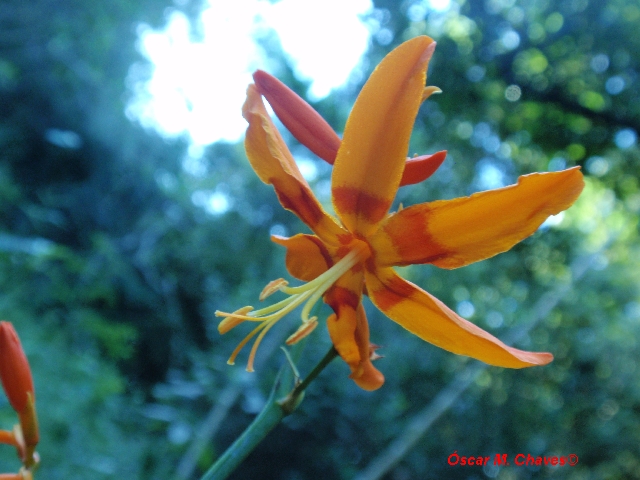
[217, 36, 584, 390]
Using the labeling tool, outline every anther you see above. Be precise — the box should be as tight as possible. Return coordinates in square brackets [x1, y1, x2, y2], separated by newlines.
[285, 318, 319, 345]
[259, 278, 289, 301]
[217, 306, 254, 334]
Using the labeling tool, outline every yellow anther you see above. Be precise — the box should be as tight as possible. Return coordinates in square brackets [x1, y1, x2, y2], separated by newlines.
[285, 318, 319, 345]
[217, 306, 254, 334]
[259, 278, 289, 300]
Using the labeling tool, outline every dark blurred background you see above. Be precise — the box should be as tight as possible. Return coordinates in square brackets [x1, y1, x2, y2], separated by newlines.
[0, 0, 638, 478]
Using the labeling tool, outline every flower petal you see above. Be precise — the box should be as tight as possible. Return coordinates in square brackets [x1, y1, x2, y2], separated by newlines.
[243, 84, 344, 242]
[365, 267, 553, 368]
[324, 268, 385, 390]
[349, 303, 385, 390]
[332, 36, 436, 236]
[371, 167, 584, 269]
[253, 70, 341, 164]
[325, 270, 363, 367]
[271, 234, 332, 281]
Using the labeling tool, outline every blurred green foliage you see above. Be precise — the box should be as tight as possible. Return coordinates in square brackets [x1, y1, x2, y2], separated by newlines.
[0, 0, 639, 479]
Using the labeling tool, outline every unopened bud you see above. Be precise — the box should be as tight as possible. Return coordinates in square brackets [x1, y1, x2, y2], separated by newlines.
[253, 70, 341, 164]
[0, 323, 34, 415]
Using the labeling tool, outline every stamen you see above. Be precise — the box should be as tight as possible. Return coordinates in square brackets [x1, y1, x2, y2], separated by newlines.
[246, 318, 280, 372]
[280, 248, 362, 296]
[218, 246, 366, 370]
[227, 322, 267, 366]
[285, 318, 318, 345]
[217, 306, 254, 334]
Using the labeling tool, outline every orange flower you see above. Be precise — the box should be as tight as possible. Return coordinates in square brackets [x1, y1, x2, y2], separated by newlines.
[216, 36, 584, 390]
[0, 322, 39, 470]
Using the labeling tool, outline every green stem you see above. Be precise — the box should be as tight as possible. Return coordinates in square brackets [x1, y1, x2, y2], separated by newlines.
[199, 386, 283, 480]
[199, 347, 338, 480]
[278, 347, 338, 414]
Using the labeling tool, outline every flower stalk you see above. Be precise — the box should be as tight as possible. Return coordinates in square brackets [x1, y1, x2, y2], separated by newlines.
[200, 347, 338, 480]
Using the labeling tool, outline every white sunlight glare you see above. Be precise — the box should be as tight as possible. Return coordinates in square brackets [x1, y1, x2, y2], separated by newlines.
[126, 0, 373, 146]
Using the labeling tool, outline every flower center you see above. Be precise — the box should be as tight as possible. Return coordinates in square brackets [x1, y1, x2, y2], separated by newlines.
[215, 246, 366, 371]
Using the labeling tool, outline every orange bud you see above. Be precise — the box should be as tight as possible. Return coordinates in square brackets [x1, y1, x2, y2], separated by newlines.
[0, 323, 34, 415]
[253, 70, 341, 163]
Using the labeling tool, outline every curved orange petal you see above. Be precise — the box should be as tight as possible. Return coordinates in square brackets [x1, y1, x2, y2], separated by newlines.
[365, 267, 553, 368]
[253, 70, 341, 164]
[325, 269, 366, 373]
[371, 167, 584, 269]
[243, 84, 344, 242]
[332, 36, 436, 236]
[348, 303, 385, 391]
[271, 234, 332, 282]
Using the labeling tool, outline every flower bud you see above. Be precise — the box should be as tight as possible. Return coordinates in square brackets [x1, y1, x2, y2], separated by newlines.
[0, 323, 34, 415]
[253, 70, 341, 163]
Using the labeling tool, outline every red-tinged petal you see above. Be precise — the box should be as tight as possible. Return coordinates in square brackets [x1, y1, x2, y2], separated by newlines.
[365, 267, 553, 368]
[271, 234, 332, 281]
[399, 150, 447, 186]
[332, 36, 436, 236]
[371, 167, 585, 269]
[253, 70, 341, 164]
[0, 322, 34, 414]
[243, 84, 345, 242]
